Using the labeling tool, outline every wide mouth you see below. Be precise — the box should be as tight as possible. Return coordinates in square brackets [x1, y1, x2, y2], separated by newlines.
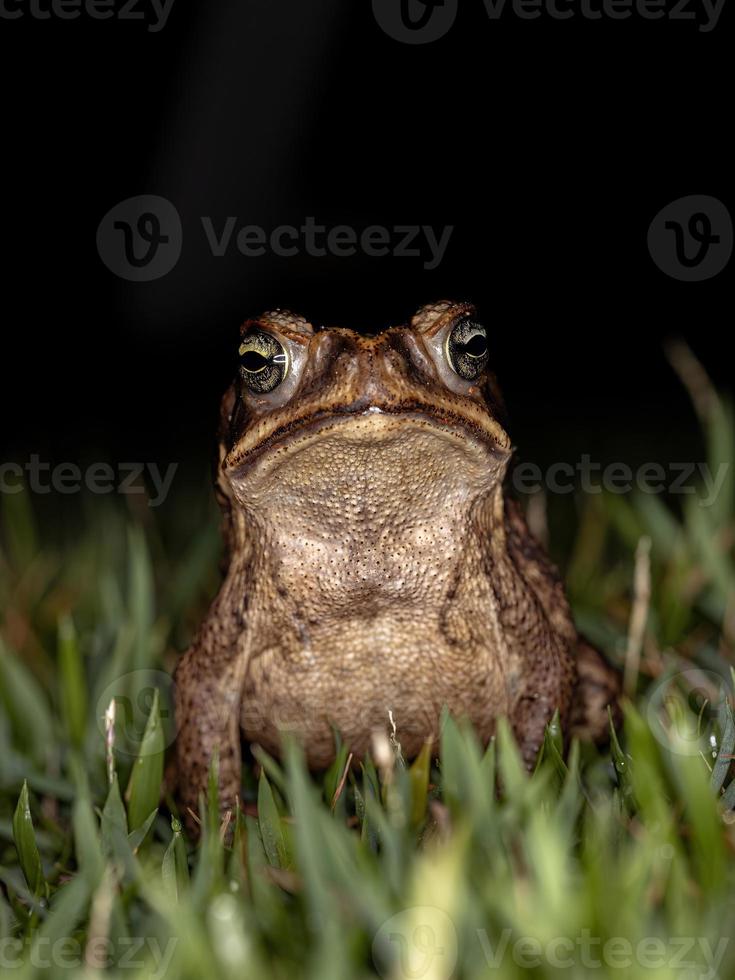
[224, 404, 510, 474]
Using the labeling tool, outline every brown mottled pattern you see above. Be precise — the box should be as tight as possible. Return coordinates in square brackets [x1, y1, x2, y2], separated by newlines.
[174, 301, 620, 829]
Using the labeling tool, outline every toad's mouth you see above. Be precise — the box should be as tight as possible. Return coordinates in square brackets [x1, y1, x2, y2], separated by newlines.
[224, 403, 511, 475]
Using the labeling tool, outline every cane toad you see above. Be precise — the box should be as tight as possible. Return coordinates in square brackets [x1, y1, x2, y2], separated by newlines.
[175, 301, 620, 822]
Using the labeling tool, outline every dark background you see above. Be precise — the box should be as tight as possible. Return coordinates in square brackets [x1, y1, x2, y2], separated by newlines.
[1, 0, 731, 485]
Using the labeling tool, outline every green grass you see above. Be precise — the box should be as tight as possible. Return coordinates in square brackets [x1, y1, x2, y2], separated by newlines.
[1, 362, 734, 979]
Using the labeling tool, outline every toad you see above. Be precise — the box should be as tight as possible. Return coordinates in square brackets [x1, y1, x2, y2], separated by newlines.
[175, 301, 620, 822]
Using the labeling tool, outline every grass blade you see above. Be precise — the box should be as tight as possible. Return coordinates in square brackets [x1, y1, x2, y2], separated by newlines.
[12, 781, 45, 898]
[258, 770, 290, 870]
[58, 614, 88, 749]
[125, 687, 164, 834]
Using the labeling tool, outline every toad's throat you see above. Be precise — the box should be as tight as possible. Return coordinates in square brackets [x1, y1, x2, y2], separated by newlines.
[226, 414, 509, 616]
[229, 418, 507, 555]
[238, 475, 505, 623]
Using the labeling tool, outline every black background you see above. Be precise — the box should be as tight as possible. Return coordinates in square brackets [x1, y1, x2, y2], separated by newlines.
[1, 0, 731, 480]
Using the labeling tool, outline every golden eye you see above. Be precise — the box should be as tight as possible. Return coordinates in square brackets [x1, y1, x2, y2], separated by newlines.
[445, 317, 489, 381]
[238, 332, 289, 393]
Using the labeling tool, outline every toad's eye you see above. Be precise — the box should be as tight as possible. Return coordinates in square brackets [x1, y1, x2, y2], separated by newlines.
[238, 332, 289, 393]
[445, 317, 489, 381]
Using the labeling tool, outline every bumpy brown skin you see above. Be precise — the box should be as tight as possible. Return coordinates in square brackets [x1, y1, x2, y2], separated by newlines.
[174, 301, 620, 827]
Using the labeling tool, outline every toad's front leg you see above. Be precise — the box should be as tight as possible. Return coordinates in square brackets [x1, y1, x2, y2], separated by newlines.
[174, 637, 246, 833]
